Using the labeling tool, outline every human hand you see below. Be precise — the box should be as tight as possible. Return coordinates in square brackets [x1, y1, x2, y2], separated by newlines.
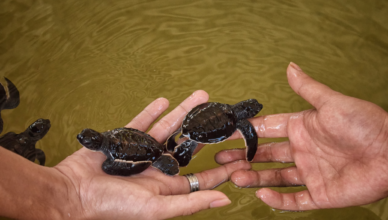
[215, 63, 388, 210]
[55, 90, 251, 220]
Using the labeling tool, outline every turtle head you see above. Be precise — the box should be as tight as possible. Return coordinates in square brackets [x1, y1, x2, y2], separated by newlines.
[232, 99, 263, 120]
[28, 118, 51, 139]
[77, 128, 104, 151]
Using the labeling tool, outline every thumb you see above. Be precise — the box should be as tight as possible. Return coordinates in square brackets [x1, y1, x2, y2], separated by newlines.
[287, 62, 340, 109]
[153, 191, 231, 219]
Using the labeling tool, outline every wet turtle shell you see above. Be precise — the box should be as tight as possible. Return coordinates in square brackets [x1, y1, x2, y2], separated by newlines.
[77, 127, 179, 176]
[103, 128, 164, 162]
[167, 99, 263, 166]
[182, 102, 237, 143]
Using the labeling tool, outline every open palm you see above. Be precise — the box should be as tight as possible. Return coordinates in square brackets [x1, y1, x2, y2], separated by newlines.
[54, 91, 250, 220]
[216, 63, 388, 210]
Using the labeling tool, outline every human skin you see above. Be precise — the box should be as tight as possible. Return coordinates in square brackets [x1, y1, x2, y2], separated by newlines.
[216, 62, 388, 210]
[0, 90, 251, 220]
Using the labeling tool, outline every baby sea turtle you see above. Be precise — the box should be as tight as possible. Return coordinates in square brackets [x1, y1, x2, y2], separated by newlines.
[77, 127, 180, 176]
[0, 77, 20, 134]
[0, 118, 51, 165]
[166, 99, 263, 166]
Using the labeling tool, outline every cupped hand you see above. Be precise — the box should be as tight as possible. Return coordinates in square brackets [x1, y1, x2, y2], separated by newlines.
[55, 90, 251, 220]
[216, 63, 388, 210]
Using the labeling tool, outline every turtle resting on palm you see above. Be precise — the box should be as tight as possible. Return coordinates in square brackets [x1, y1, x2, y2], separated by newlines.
[166, 99, 263, 167]
[77, 127, 180, 176]
[77, 99, 262, 176]
[0, 118, 51, 165]
[0, 77, 20, 134]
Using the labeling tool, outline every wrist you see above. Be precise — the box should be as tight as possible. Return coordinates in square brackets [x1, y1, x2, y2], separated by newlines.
[0, 148, 83, 219]
[42, 167, 85, 219]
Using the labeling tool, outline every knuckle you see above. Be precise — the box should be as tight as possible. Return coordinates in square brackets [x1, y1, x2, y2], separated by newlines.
[274, 169, 284, 185]
[198, 172, 209, 189]
[184, 195, 198, 216]
[127, 120, 144, 130]
[265, 144, 273, 161]
[155, 118, 172, 133]
[177, 103, 190, 115]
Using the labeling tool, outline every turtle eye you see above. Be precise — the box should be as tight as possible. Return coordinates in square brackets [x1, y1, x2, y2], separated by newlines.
[30, 126, 41, 133]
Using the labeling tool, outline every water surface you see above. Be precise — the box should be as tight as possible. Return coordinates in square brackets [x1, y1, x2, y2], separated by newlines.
[1, 0, 388, 219]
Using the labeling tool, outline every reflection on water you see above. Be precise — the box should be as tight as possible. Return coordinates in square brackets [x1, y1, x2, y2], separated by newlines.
[1, 0, 388, 219]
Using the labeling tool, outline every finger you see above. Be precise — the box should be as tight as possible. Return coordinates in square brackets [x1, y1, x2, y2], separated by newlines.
[149, 90, 209, 143]
[189, 160, 251, 193]
[215, 141, 293, 164]
[230, 167, 303, 187]
[153, 191, 231, 220]
[145, 160, 251, 195]
[193, 143, 205, 155]
[257, 188, 320, 210]
[287, 62, 340, 110]
[125, 98, 169, 131]
[227, 113, 294, 140]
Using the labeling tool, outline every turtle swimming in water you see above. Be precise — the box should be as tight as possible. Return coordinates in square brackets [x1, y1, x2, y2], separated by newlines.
[166, 99, 263, 167]
[0, 118, 51, 165]
[0, 77, 20, 134]
[77, 127, 180, 176]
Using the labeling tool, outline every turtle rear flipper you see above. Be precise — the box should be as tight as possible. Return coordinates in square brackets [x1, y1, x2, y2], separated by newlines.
[152, 154, 179, 176]
[2, 78, 20, 110]
[165, 128, 181, 153]
[236, 119, 258, 162]
[173, 139, 198, 167]
[35, 149, 46, 165]
[102, 159, 151, 176]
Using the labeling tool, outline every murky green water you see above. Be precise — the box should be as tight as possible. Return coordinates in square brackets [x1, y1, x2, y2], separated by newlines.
[1, 0, 388, 219]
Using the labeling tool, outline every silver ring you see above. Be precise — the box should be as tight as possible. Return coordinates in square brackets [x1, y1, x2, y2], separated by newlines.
[184, 173, 200, 192]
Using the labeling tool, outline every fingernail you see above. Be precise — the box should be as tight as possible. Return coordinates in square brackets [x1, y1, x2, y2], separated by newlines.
[210, 198, 231, 208]
[288, 62, 302, 78]
[256, 190, 263, 198]
[289, 62, 302, 71]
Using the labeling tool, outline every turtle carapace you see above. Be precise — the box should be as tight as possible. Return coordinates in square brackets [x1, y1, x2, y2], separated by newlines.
[166, 99, 263, 166]
[77, 127, 180, 176]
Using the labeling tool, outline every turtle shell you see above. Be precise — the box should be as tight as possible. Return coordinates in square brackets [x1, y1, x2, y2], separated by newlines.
[102, 127, 163, 162]
[181, 102, 237, 143]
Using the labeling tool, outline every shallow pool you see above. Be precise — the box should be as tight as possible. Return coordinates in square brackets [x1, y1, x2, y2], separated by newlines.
[1, 0, 388, 219]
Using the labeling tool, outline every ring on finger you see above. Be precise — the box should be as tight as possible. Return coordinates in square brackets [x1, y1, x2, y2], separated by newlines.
[184, 173, 200, 192]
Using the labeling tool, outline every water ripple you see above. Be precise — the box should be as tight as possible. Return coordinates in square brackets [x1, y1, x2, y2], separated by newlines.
[1, 0, 388, 220]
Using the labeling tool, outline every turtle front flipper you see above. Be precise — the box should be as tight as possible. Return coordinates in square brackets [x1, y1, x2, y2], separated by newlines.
[35, 149, 46, 166]
[25, 149, 37, 163]
[236, 119, 258, 162]
[165, 128, 181, 153]
[3, 78, 20, 110]
[173, 139, 198, 167]
[152, 154, 179, 176]
[102, 159, 152, 176]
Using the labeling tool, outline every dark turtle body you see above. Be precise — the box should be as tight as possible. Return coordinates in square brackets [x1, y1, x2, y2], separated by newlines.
[0, 77, 20, 134]
[77, 127, 179, 176]
[0, 118, 51, 165]
[167, 99, 263, 166]
[182, 102, 237, 143]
